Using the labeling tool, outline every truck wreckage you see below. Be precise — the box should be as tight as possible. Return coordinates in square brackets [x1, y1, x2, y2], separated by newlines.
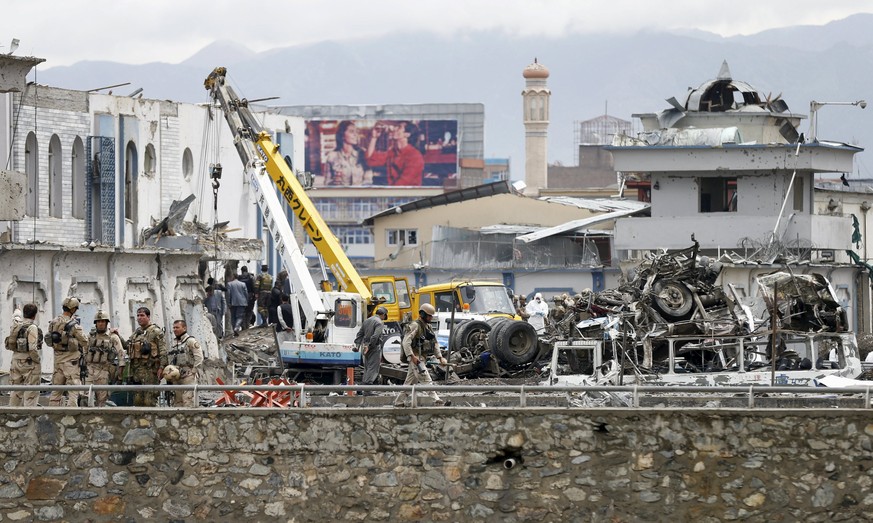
[545, 240, 862, 387]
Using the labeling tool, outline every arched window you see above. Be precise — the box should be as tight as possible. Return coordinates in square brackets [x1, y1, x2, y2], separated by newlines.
[24, 132, 39, 217]
[125, 141, 138, 221]
[71, 137, 85, 219]
[48, 134, 63, 218]
[144, 143, 156, 175]
[182, 147, 193, 182]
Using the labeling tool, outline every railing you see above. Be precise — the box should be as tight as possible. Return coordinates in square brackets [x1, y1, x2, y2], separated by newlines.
[1, 383, 873, 409]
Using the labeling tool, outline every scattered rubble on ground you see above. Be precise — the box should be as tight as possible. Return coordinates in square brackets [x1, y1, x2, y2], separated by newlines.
[542, 238, 864, 385]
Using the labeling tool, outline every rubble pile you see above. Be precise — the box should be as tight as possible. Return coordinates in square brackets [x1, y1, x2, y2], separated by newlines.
[543, 239, 854, 378]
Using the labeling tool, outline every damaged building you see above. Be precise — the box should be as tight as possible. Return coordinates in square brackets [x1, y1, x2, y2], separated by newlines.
[608, 61, 868, 333]
[0, 54, 304, 374]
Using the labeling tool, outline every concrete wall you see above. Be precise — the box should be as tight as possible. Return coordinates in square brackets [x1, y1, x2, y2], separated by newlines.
[0, 246, 218, 374]
[0, 407, 870, 521]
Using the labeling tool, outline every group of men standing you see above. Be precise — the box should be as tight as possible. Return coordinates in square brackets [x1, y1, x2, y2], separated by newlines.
[209, 264, 292, 337]
[5, 299, 203, 408]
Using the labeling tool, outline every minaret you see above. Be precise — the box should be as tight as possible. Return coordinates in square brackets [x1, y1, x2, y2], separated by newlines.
[522, 58, 550, 197]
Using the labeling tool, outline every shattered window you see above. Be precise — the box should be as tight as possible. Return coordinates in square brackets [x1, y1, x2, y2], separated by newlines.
[387, 228, 418, 246]
[396, 280, 411, 309]
[435, 292, 461, 313]
[699, 177, 737, 213]
[370, 281, 396, 304]
[333, 299, 358, 329]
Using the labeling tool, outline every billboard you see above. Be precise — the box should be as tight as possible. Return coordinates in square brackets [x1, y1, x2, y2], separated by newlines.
[305, 119, 458, 187]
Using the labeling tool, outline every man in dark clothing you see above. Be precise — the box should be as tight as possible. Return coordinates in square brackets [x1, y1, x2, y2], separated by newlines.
[269, 270, 289, 326]
[354, 306, 388, 393]
[276, 294, 296, 333]
[237, 266, 255, 329]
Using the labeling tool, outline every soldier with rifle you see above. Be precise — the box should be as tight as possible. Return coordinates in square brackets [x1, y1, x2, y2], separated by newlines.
[126, 306, 167, 407]
[47, 297, 89, 407]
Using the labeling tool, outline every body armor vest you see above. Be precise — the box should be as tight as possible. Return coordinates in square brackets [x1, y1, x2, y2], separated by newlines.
[6, 322, 42, 353]
[87, 333, 115, 364]
[130, 325, 160, 360]
[169, 334, 193, 367]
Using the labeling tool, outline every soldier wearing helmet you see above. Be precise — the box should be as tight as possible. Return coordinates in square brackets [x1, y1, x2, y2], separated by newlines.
[6, 303, 43, 406]
[354, 306, 389, 393]
[126, 306, 167, 407]
[46, 297, 89, 407]
[166, 319, 204, 407]
[85, 309, 127, 407]
[394, 302, 449, 407]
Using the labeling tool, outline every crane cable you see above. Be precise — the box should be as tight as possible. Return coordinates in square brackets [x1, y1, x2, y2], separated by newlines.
[199, 92, 224, 283]
[28, 68, 38, 303]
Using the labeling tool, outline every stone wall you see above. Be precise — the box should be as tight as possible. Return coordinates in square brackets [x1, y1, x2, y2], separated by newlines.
[0, 407, 871, 521]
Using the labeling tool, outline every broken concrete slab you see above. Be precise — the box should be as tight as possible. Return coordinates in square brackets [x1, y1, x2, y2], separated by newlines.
[0, 55, 45, 93]
[0, 170, 26, 220]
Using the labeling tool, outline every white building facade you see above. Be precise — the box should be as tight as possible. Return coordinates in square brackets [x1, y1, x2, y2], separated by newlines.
[0, 55, 305, 372]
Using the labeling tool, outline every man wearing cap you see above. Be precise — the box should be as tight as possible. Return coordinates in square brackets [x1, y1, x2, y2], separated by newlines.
[255, 264, 273, 326]
[354, 307, 388, 394]
[166, 319, 204, 407]
[85, 310, 127, 407]
[7, 303, 43, 406]
[126, 306, 167, 407]
[47, 297, 90, 407]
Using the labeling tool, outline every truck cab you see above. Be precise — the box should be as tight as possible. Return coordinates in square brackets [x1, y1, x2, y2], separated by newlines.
[362, 275, 412, 322]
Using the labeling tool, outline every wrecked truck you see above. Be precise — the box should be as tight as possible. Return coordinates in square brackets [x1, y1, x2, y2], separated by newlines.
[545, 241, 862, 387]
[378, 281, 542, 381]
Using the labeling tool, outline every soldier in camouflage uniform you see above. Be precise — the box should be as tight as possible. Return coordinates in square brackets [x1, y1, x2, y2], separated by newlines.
[393, 303, 449, 407]
[166, 319, 204, 407]
[6, 303, 43, 406]
[85, 310, 127, 407]
[126, 306, 167, 407]
[255, 265, 273, 326]
[47, 297, 89, 407]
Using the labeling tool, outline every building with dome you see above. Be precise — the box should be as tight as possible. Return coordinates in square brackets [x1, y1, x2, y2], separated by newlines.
[609, 61, 869, 331]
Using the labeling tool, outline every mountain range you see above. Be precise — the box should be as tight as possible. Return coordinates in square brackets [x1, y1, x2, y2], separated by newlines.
[35, 14, 873, 177]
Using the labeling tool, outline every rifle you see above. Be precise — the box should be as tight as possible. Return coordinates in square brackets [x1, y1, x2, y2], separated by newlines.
[78, 348, 88, 382]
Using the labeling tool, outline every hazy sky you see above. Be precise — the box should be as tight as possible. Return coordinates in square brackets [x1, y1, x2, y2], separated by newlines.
[4, 0, 873, 67]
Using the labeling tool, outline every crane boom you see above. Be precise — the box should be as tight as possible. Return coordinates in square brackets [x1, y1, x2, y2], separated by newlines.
[204, 67, 333, 336]
[204, 67, 372, 304]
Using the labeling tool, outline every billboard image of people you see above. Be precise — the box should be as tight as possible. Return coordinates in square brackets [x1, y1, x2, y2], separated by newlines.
[305, 119, 458, 188]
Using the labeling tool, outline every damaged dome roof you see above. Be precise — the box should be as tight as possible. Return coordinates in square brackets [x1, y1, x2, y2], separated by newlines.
[683, 60, 788, 114]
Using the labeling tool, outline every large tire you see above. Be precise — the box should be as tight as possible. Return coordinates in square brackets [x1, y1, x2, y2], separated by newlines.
[652, 279, 694, 320]
[486, 318, 511, 353]
[452, 320, 491, 352]
[493, 321, 539, 366]
[448, 320, 469, 352]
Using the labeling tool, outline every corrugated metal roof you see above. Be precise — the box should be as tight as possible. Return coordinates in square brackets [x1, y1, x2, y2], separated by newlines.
[361, 180, 512, 225]
[537, 196, 650, 213]
[478, 224, 540, 235]
[479, 224, 614, 237]
[516, 207, 647, 243]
